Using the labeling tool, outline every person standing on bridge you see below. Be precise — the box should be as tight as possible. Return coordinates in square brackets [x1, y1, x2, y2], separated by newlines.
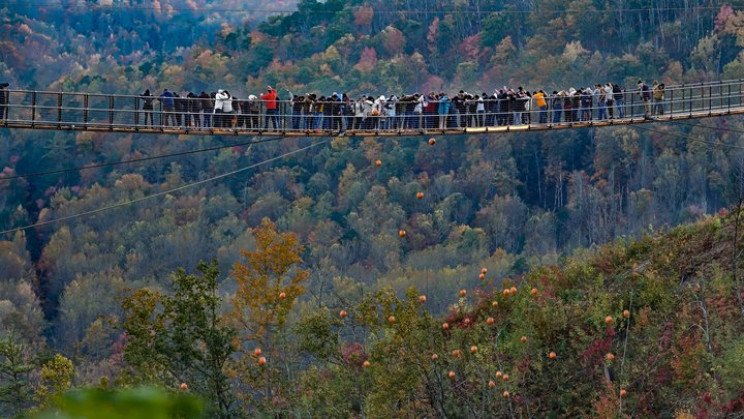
[594, 84, 606, 120]
[159, 89, 175, 126]
[497, 89, 508, 126]
[261, 86, 279, 131]
[551, 91, 562, 124]
[385, 94, 397, 130]
[534, 90, 548, 124]
[0, 83, 6, 120]
[199, 91, 212, 129]
[451, 92, 465, 128]
[289, 92, 302, 130]
[303, 94, 315, 130]
[438, 92, 451, 130]
[605, 83, 615, 119]
[141, 89, 154, 127]
[638, 80, 651, 119]
[173, 92, 185, 128]
[613, 83, 625, 118]
[652, 82, 665, 116]
[579, 88, 591, 121]
[187, 92, 200, 128]
[247, 95, 260, 130]
[476, 94, 486, 127]
[214, 89, 232, 128]
[0, 83, 9, 122]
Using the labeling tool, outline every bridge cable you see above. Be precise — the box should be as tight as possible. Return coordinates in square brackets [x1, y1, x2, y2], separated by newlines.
[6, 120, 744, 184]
[631, 124, 744, 151]
[0, 135, 290, 182]
[664, 118, 744, 136]
[0, 139, 328, 237]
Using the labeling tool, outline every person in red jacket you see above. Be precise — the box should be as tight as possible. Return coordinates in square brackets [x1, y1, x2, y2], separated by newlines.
[261, 86, 279, 130]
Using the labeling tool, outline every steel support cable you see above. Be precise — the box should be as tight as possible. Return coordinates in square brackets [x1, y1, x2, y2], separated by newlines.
[0, 135, 288, 182]
[0, 139, 328, 236]
[631, 123, 744, 151]
[664, 118, 744, 136]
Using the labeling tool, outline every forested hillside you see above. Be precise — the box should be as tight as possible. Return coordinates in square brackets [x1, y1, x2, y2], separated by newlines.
[4, 0, 744, 416]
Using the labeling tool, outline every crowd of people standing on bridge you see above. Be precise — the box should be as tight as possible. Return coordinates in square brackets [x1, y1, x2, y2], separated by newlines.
[138, 80, 668, 132]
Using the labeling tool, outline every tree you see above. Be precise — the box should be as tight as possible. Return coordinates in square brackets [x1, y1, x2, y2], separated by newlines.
[121, 261, 236, 418]
[228, 218, 309, 414]
[35, 354, 74, 411]
[0, 336, 34, 416]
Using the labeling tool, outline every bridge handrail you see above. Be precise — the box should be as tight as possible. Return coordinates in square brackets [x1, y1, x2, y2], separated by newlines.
[6, 79, 743, 100]
[2, 78, 743, 134]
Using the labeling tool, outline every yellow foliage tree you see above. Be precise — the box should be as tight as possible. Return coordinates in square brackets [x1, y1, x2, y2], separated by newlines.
[228, 218, 308, 413]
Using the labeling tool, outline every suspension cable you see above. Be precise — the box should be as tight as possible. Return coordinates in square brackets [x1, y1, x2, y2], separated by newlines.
[0, 135, 288, 182]
[0, 139, 328, 236]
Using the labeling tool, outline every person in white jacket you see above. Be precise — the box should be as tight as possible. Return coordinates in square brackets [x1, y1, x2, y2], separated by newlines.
[386, 95, 398, 129]
[375, 95, 387, 129]
[353, 97, 365, 130]
[414, 94, 424, 129]
[604, 83, 615, 119]
[214, 89, 233, 128]
[362, 96, 375, 129]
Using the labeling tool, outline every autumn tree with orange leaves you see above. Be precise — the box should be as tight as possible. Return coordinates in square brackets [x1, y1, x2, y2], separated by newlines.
[227, 218, 309, 413]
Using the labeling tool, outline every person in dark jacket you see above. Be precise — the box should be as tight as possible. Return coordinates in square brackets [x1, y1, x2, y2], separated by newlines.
[613, 84, 625, 118]
[322, 96, 333, 130]
[452, 91, 466, 128]
[199, 91, 212, 128]
[141, 89, 154, 126]
[343, 93, 354, 132]
[237, 96, 249, 129]
[551, 91, 562, 123]
[485, 92, 497, 126]
[174, 93, 186, 127]
[580, 88, 592, 122]
[497, 89, 509, 126]
[0, 83, 7, 121]
[291, 94, 303, 130]
[331, 95, 343, 132]
[185, 92, 199, 128]
[303, 94, 315, 130]
[159, 89, 175, 126]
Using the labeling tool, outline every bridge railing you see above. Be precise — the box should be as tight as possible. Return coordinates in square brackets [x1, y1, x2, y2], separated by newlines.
[1, 80, 743, 134]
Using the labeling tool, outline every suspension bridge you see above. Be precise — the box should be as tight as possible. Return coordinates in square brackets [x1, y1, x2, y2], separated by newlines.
[1, 80, 744, 138]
